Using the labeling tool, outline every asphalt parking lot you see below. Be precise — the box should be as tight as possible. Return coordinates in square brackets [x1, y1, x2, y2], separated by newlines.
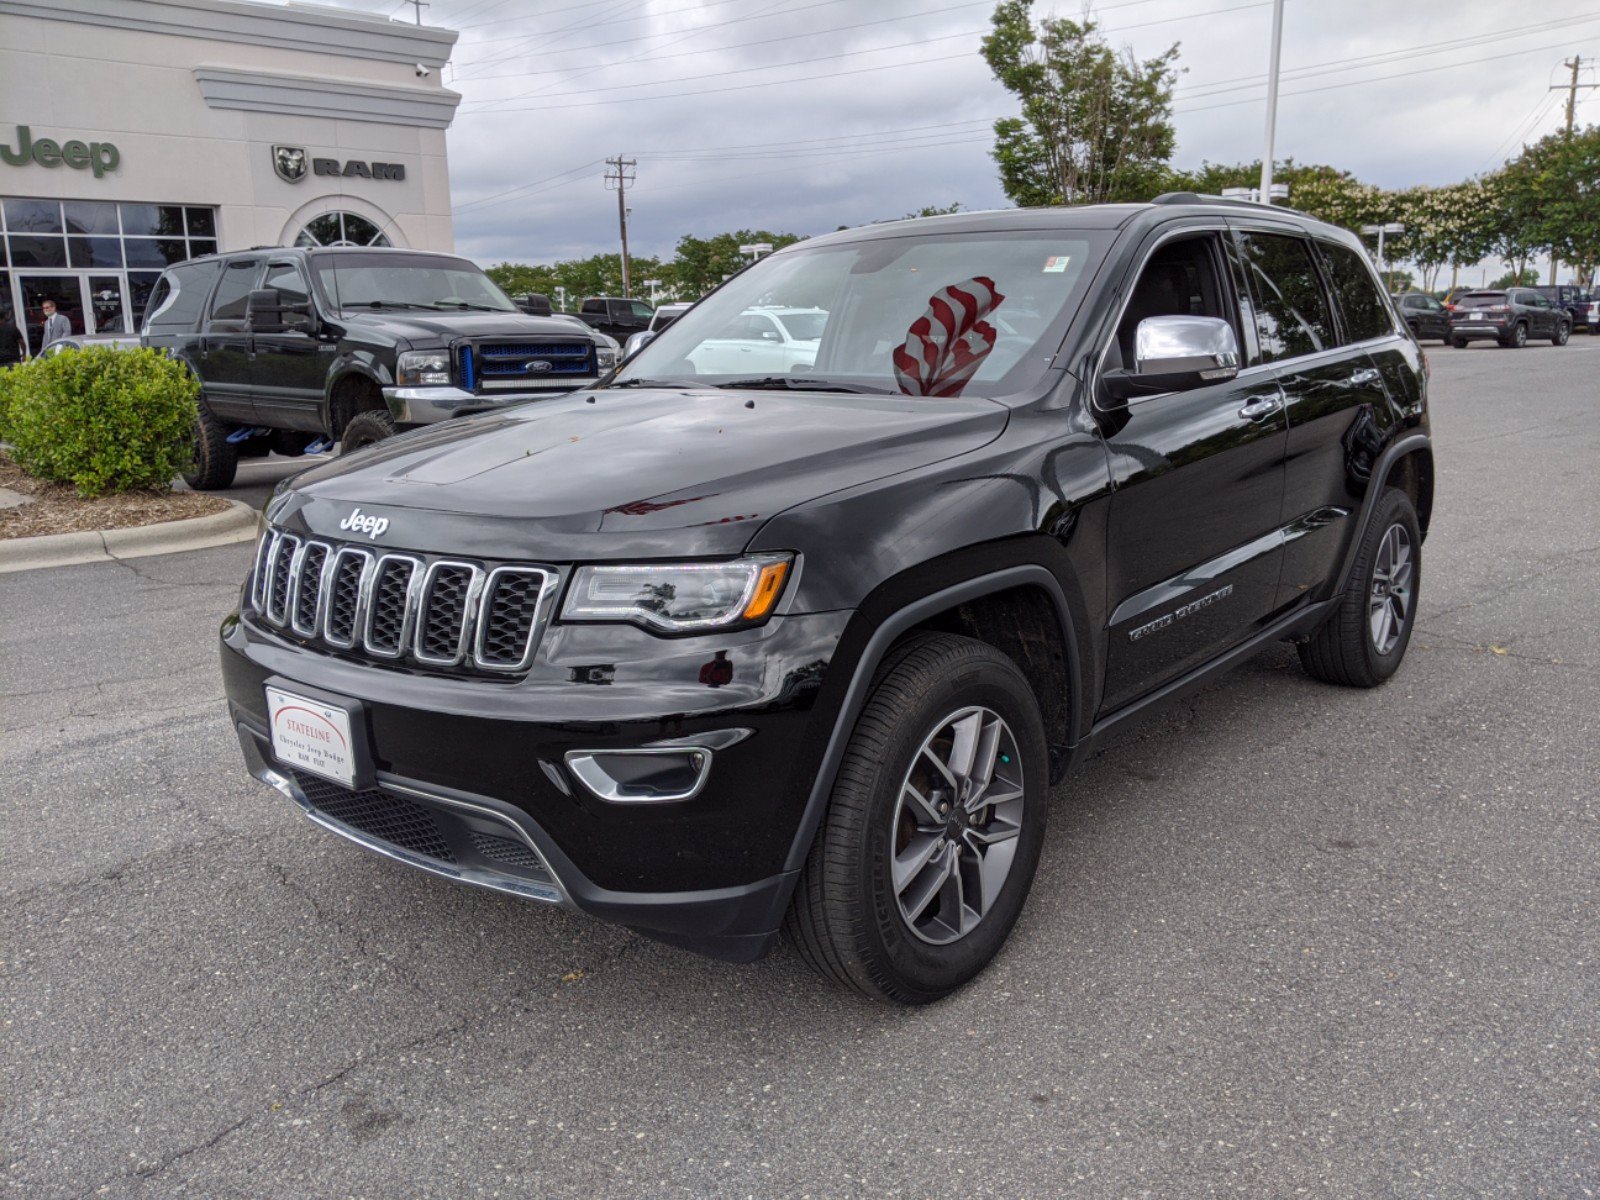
[3, 339, 1597, 1198]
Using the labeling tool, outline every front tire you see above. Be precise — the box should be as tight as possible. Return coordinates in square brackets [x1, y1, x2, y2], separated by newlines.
[1298, 488, 1421, 688]
[785, 634, 1049, 1005]
[182, 403, 238, 490]
[340, 408, 396, 454]
[1552, 322, 1569, 346]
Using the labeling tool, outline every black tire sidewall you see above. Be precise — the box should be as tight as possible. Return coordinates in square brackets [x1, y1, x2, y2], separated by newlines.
[1357, 492, 1422, 682]
[340, 410, 395, 454]
[850, 649, 1049, 1001]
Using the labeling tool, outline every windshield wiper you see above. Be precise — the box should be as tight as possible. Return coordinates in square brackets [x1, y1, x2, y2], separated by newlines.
[607, 377, 706, 390]
[715, 376, 892, 395]
[348, 300, 439, 311]
[434, 301, 505, 312]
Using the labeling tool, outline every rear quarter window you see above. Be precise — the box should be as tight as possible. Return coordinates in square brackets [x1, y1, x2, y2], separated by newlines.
[143, 260, 222, 331]
[1319, 242, 1395, 343]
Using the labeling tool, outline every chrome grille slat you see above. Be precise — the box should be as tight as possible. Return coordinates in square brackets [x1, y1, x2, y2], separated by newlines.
[264, 534, 302, 626]
[246, 532, 554, 676]
[362, 555, 422, 659]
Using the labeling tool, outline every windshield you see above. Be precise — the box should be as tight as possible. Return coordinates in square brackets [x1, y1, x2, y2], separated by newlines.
[613, 229, 1109, 398]
[312, 252, 517, 312]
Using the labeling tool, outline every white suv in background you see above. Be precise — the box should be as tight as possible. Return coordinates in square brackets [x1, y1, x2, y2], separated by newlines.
[686, 305, 826, 376]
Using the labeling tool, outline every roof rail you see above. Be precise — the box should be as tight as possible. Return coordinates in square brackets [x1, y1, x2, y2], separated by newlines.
[1150, 190, 1317, 220]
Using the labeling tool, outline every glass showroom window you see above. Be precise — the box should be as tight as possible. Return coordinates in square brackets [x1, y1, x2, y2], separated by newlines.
[294, 212, 391, 248]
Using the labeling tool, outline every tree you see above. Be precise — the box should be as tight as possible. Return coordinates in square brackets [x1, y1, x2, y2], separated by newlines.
[669, 230, 803, 298]
[1171, 159, 1382, 231]
[1496, 124, 1600, 284]
[981, 1, 1180, 206]
[1490, 267, 1539, 288]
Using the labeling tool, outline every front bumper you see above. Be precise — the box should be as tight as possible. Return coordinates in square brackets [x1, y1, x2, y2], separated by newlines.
[221, 605, 853, 960]
[384, 384, 596, 423]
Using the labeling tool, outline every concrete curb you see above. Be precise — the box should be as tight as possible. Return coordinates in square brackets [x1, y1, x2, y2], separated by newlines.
[0, 499, 260, 574]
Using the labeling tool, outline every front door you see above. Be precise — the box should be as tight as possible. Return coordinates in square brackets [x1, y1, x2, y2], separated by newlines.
[15, 274, 87, 354]
[250, 260, 328, 432]
[1096, 229, 1289, 712]
[198, 258, 262, 424]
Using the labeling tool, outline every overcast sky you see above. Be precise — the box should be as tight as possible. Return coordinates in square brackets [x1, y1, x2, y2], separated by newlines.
[331, 0, 1600, 266]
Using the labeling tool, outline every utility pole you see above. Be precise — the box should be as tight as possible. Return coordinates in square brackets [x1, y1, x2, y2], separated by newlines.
[1258, 0, 1286, 204]
[604, 155, 636, 297]
[404, 0, 427, 25]
[1546, 56, 1597, 281]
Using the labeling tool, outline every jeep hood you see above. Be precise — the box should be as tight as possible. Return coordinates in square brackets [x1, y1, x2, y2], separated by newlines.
[276, 388, 1009, 559]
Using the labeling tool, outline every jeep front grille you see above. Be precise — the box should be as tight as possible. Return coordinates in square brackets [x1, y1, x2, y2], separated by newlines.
[250, 530, 554, 674]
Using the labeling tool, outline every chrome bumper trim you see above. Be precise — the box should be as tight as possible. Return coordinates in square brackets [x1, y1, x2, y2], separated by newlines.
[383, 385, 590, 423]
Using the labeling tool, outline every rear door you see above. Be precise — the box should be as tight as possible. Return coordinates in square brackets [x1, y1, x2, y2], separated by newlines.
[1096, 225, 1289, 712]
[199, 258, 262, 423]
[250, 259, 328, 432]
[1261, 233, 1410, 608]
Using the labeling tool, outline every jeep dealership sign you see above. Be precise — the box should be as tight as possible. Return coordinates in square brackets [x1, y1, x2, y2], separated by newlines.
[273, 144, 404, 183]
[0, 125, 119, 177]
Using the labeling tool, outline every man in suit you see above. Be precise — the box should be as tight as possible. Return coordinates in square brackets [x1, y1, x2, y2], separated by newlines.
[39, 297, 71, 348]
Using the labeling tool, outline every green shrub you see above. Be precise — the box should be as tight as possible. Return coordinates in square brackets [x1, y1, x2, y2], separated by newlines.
[0, 363, 19, 441]
[4, 347, 198, 496]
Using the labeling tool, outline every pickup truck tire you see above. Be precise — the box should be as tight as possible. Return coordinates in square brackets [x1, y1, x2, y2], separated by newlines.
[340, 409, 396, 454]
[1298, 488, 1420, 688]
[182, 405, 238, 491]
[785, 633, 1048, 1005]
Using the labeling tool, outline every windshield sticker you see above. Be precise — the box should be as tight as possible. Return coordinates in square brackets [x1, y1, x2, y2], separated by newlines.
[1042, 255, 1072, 273]
[892, 276, 1005, 398]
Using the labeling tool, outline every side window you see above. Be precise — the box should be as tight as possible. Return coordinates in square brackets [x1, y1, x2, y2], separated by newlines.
[1112, 232, 1239, 370]
[1319, 241, 1394, 344]
[581, 298, 603, 314]
[630, 300, 653, 319]
[1236, 233, 1335, 360]
[208, 260, 260, 326]
[143, 260, 221, 331]
[263, 262, 309, 306]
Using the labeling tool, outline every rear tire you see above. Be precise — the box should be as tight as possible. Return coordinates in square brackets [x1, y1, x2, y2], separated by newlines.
[785, 634, 1049, 1005]
[340, 409, 396, 454]
[1298, 488, 1420, 688]
[182, 403, 238, 490]
[1451, 337, 1467, 349]
[1500, 322, 1527, 348]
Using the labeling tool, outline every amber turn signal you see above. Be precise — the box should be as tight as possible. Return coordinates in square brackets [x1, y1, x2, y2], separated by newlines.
[742, 559, 791, 620]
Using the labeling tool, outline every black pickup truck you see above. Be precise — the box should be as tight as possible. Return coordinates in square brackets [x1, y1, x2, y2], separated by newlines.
[223, 197, 1433, 1003]
[141, 247, 617, 489]
[576, 295, 654, 341]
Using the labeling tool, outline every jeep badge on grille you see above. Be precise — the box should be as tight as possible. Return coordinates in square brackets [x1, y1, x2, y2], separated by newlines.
[338, 508, 390, 540]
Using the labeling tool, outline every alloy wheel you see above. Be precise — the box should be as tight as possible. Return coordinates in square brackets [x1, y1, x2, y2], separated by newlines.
[1369, 523, 1414, 655]
[891, 706, 1025, 945]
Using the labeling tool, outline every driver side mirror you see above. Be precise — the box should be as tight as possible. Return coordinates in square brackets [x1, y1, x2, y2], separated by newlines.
[248, 287, 313, 334]
[1102, 315, 1240, 404]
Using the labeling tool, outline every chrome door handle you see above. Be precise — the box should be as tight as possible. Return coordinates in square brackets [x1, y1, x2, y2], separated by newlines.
[1238, 395, 1281, 421]
[1349, 367, 1380, 386]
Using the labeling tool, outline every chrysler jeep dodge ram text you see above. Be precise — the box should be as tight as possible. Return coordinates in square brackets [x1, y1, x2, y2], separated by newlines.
[221, 197, 1433, 1004]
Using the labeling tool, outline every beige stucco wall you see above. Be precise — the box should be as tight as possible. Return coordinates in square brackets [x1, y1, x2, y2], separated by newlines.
[0, 7, 455, 251]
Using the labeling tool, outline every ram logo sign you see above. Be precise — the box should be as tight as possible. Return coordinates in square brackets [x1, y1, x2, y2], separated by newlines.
[271, 146, 405, 184]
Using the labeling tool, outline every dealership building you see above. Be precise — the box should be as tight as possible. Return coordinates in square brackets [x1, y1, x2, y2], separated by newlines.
[0, 0, 461, 354]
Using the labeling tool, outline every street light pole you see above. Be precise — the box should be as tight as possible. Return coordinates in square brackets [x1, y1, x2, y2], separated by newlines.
[1361, 222, 1406, 292]
[1259, 0, 1285, 203]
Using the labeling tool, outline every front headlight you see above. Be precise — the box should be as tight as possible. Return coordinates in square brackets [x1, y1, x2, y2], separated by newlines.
[396, 349, 452, 387]
[596, 347, 618, 371]
[561, 554, 793, 633]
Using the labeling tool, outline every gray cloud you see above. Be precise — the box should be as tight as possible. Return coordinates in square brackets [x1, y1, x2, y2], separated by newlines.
[333, 0, 1600, 265]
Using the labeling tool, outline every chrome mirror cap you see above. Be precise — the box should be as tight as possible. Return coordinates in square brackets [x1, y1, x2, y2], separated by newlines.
[1135, 314, 1240, 380]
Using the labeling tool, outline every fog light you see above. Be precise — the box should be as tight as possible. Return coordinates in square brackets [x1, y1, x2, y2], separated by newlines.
[564, 748, 713, 803]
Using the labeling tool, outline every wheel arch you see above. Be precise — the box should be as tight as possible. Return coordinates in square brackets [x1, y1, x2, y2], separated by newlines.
[324, 367, 387, 438]
[1335, 432, 1433, 594]
[780, 545, 1093, 877]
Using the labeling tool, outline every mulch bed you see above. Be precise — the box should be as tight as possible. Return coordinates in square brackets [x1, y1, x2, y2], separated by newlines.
[0, 454, 230, 541]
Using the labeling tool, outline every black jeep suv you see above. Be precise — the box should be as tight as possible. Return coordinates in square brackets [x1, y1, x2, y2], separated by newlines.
[142, 247, 617, 489]
[221, 197, 1433, 1004]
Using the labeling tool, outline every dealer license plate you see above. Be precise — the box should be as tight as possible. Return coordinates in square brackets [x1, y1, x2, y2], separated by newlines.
[1470, 312, 1483, 321]
[267, 687, 356, 788]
